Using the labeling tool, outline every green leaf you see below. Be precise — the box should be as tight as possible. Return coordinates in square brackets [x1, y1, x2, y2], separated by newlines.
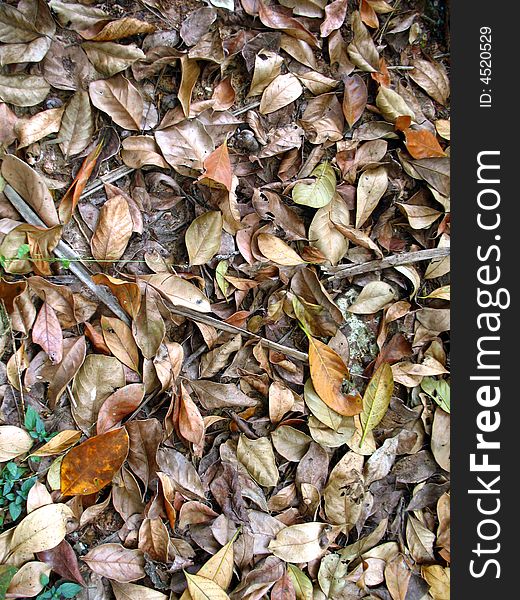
[421, 377, 450, 413]
[287, 564, 313, 600]
[292, 163, 336, 208]
[55, 582, 83, 598]
[24, 405, 38, 430]
[360, 363, 394, 445]
[0, 564, 18, 599]
[16, 243, 30, 259]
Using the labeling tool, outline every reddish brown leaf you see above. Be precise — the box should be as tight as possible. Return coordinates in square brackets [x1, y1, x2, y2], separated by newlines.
[342, 74, 367, 127]
[61, 428, 129, 496]
[59, 142, 103, 224]
[177, 383, 205, 456]
[32, 302, 63, 364]
[404, 128, 447, 159]
[271, 572, 297, 600]
[258, 2, 319, 48]
[198, 141, 233, 191]
[36, 540, 85, 586]
[97, 383, 145, 434]
[92, 274, 141, 319]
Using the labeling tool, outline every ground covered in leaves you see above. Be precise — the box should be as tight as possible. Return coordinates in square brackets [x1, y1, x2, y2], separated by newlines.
[0, 1, 450, 599]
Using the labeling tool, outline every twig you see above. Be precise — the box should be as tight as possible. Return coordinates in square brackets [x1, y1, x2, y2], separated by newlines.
[325, 247, 450, 282]
[3, 185, 131, 326]
[167, 305, 309, 363]
[81, 165, 135, 200]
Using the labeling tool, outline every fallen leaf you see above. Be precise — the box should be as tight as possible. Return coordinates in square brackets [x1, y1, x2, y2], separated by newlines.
[101, 315, 140, 372]
[112, 581, 168, 600]
[30, 430, 81, 457]
[259, 73, 303, 115]
[83, 41, 145, 76]
[199, 142, 233, 191]
[348, 281, 395, 314]
[15, 107, 64, 149]
[320, 0, 348, 38]
[257, 233, 305, 266]
[89, 75, 144, 130]
[360, 363, 394, 444]
[292, 162, 336, 208]
[308, 336, 362, 416]
[237, 435, 279, 487]
[269, 522, 329, 563]
[410, 59, 450, 105]
[91, 194, 133, 263]
[61, 427, 130, 495]
[97, 384, 145, 434]
[186, 573, 230, 600]
[82, 544, 145, 583]
[5, 561, 50, 598]
[355, 166, 388, 227]
[0, 73, 50, 107]
[32, 302, 63, 364]
[404, 128, 446, 159]
[0, 426, 33, 462]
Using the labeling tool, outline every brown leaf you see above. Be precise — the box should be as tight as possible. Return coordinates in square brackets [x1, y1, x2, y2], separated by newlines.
[178, 383, 205, 455]
[138, 518, 169, 562]
[257, 233, 305, 266]
[179, 56, 200, 117]
[404, 128, 446, 159]
[32, 302, 63, 364]
[300, 93, 344, 144]
[91, 195, 133, 263]
[92, 274, 141, 319]
[59, 142, 103, 224]
[36, 540, 85, 586]
[89, 75, 144, 130]
[347, 11, 379, 72]
[259, 73, 303, 115]
[271, 572, 296, 600]
[82, 543, 145, 583]
[199, 142, 233, 191]
[258, 2, 319, 48]
[15, 107, 64, 149]
[410, 58, 450, 105]
[61, 428, 129, 496]
[1, 155, 59, 227]
[308, 335, 362, 416]
[320, 0, 349, 38]
[126, 418, 162, 488]
[101, 315, 140, 372]
[155, 119, 214, 174]
[81, 17, 156, 41]
[342, 74, 368, 128]
[132, 285, 165, 359]
[43, 336, 87, 408]
[97, 384, 145, 434]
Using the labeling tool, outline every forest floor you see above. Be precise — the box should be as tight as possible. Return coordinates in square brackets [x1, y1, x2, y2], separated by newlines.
[0, 1, 450, 599]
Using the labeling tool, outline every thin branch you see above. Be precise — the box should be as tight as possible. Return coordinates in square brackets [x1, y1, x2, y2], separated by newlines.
[324, 247, 450, 282]
[167, 304, 308, 363]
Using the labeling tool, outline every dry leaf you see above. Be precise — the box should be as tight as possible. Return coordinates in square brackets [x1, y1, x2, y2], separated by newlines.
[308, 336, 362, 416]
[91, 195, 133, 262]
[61, 428, 129, 495]
[260, 73, 303, 115]
[82, 544, 145, 583]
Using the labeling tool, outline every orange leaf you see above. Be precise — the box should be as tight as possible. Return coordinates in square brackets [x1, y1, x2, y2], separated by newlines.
[60, 428, 129, 496]
[178, 383, 205, 456]
[404, 128, 446, 159]
[308, 336, 362, 416]
[360, 0, 379, 28]
[395, 115, 412, 132]
[198, 141, 233, 191]
[59, 142, 103, 224]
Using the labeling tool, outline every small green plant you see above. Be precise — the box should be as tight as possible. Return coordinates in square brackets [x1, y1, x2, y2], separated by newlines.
[24, 405, 54, 444]
[36, 575, 82, 600]
[0, 462, 36, 525]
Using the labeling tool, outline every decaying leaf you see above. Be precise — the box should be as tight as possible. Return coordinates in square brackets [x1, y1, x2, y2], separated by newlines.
[61, 428, 130, 495]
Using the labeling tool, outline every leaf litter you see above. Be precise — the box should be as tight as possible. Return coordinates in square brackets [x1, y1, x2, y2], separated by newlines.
[0, 0, 450, 599]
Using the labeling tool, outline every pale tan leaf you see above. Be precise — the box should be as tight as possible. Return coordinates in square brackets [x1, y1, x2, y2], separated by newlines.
[140, 273, 211, 312]
[259, 73, 303, 115]
[355, 166, 388, 227]
[248, 50, 284, 97]
[89, 75, 143, 130]
[347, 11, 379, 71]
[0, 426, 33, 462]
[112, 581, 168, 600]
[5, 561, 51, 598]
[410, 59, 450, 105]
[269, 522, 329, 563]
[121, 135, 169, 169]
[0, 74, 50, 107]
[82, 41, 145, 76]
[59, 91, 94, 157]
[185, 211, 223, 266]
[186, 573, 230, 600]
[237, 435, 279, 487]
[376, 86, 415, 123]
[15, 107, 64, 149]
[257, 233, 305, 266]
[155, 120, 214, 174]
[82, 544, 145, 583]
